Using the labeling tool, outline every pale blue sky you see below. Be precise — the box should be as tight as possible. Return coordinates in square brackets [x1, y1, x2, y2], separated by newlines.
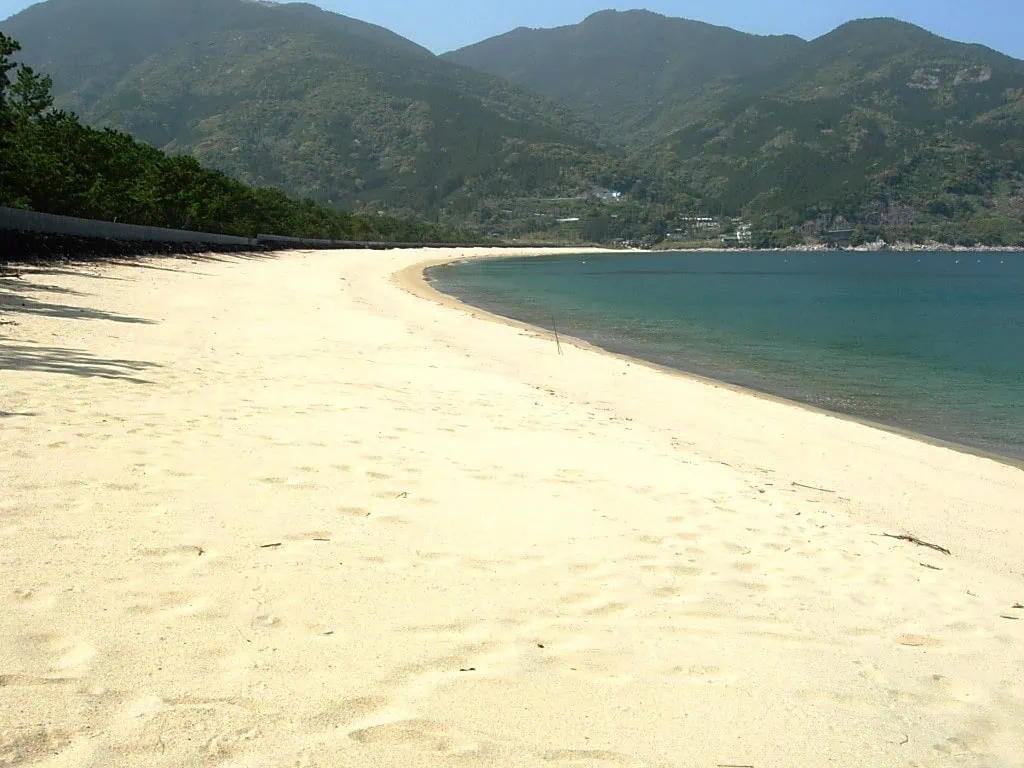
[2, 0, 1022, 58]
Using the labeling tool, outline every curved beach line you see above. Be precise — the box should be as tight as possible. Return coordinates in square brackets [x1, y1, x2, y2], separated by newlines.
[394, 249, 1024, 472]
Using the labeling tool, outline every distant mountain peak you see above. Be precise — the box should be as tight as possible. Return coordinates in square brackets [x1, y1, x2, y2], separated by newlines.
[445, 10, 807, 143]
[7, 0, 1023, 244]
[582, 9, 665, 22]
[1, 0, 612, 214]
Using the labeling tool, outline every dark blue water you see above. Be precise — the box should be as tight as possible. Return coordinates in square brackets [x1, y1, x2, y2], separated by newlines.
[428, 251, 1024, 461]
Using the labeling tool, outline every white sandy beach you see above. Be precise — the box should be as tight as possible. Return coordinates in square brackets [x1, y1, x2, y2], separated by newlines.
[1, 247, 1022, 767]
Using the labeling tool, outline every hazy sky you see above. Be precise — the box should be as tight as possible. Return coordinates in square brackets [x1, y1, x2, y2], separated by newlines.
[2, 0, 1022, 58]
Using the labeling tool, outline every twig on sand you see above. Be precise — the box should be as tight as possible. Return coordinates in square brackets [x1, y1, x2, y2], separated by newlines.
[551, 315, 563, 356]
[792, 482, 836, 493]
[313, 538, 331, 542]
[718, 764, 755, 768]
[1013, 603, 1023, 610]
[883, 533, 951, 556]
[919, 562, 942, 571]
[259, 542, 283, 549]
[1001, 615, 1020, 621]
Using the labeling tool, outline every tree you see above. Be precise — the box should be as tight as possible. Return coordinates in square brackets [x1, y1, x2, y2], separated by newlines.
[9, 65, 54, 122]
[0, 33, 464, 242]
[0, 33, 19, 111]
[0, 33, 22, 205]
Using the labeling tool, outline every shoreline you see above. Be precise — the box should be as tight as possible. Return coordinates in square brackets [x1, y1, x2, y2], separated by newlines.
[396, 251, 1024, 472]
[653, 244, 1024, 253]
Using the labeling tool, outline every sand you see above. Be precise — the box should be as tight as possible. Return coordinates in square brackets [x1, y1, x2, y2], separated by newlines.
[1, 248, 1022, 768]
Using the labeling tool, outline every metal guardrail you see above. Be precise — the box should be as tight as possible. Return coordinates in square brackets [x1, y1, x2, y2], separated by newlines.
[0, 206, 258, 246]
[254, 234, 490, 250]
[0, 208, 491, 251]
[1, 206, 576, 252]
[255, 233, 346, 248]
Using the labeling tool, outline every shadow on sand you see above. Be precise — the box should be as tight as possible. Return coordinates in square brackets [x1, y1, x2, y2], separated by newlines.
[0, 343, 159, 384]
[0, 291, 156, 324]
[0, 273, 155, 325]
[0, 255, 279, 383]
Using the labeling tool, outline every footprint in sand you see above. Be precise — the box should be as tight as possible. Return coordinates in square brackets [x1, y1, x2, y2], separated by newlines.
[541, 748, 647, 765]
[139, 544, 206, 565]
[0, 727, 74, 766]
[583, 602, 629, 618]
[348, 718, 489, 757]
[338, 506, 370, 518]
[12, 587, 47, 605]
[48, 637, 98, 678]
[0, 673, 77, 688]
[155, 595, 220, 622]
[283, 531, 334, 542]
[112, 696, 264, 762]
[666, 664, 740, 685]
[302, 695, 387, 730]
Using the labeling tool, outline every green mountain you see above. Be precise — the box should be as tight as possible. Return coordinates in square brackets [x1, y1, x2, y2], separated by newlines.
[2, 0, 622, 217]
[444, 10, 804, 146]
[1, 0, 431, 115]
[4, 1, 1024, 245]
[654, 19, 1024, 242]
[0, 31, 461, 244]
[447, 13, 1024, 244]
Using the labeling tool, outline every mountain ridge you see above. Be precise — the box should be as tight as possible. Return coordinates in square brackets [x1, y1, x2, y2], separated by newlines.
[2, 0, 628, 217]
[444, 9, 1024, 244]
[3, 1, 1023, 244]
[444, 10, 807, 146]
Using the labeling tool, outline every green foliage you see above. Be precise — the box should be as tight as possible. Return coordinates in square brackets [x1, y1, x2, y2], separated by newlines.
[0, 32, 18, 110]
[9, 64, 52, 121]
[445, 10, 804, 147]
[6, 2, 1024, 245]
[4, 0, 622, 219]
[0, 33, 460, 241]
[446, 13, 1024, 245]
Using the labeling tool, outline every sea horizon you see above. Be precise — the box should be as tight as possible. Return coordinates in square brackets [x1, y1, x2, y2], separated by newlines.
[428, 250, 1024, 463]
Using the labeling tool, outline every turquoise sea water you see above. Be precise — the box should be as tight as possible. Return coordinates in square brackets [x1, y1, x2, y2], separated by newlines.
[428, 251, 1024, 461]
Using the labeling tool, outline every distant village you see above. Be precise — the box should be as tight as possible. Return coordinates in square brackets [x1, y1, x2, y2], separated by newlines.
[666, 217, 754, 246]
[484, 186, 867, 249]
[487, 187, 759, 248]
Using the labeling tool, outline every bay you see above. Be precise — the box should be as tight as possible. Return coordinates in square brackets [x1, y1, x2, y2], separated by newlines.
[428, 251, 1024, 461]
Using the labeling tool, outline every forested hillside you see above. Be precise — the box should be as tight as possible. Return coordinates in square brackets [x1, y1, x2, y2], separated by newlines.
[3, 0, 626, 221]
[0, 33, 459, 242]
[449, 13, 1024, 245]
[4, 0, 1024, 246]
[445, 10, 804, 146]
[648, 19, 1024, 244]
